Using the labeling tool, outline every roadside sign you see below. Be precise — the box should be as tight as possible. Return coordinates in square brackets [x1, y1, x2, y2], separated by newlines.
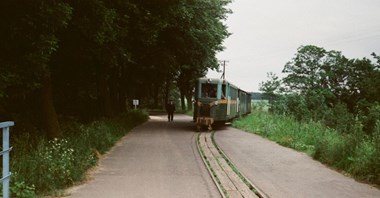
[133, 99, 139, 109]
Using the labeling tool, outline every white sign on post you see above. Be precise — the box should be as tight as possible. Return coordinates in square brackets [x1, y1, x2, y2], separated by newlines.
[133, 99, 139, 109]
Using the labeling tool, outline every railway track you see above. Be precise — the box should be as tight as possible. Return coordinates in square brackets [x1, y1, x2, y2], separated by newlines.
[197, 132, 268, 198]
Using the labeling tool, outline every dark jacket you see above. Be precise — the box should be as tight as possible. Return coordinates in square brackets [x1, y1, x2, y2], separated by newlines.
[166, 102, 175, 113]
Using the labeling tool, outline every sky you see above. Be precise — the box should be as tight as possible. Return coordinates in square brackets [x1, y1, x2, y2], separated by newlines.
[207, 0, 380, 92]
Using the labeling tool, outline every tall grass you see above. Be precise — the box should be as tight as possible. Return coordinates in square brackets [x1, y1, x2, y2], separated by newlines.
[5, 110, 148, 197]
[233, 111, 380, 186]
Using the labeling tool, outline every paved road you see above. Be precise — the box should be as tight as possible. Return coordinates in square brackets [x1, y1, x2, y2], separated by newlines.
[67, 114, 220, 198]
[214, 126, 380, 198]
[66, 114, 380, 198]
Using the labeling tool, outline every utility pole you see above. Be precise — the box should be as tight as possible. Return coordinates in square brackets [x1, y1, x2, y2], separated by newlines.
[219, 60, 229, 80]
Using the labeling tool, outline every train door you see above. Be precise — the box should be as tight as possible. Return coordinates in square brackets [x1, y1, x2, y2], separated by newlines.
[226, 83, 230, 116]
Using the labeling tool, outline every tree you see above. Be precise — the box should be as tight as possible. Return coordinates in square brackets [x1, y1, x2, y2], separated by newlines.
[282, 45, 327, 93]
[275, 44, 380, 133]
[173, 0, 232, 110]
[0, 0, 72, 138]
[282, 45, 351, 108]
[1, 0, 232, 136]
[259, 72, 282, 105]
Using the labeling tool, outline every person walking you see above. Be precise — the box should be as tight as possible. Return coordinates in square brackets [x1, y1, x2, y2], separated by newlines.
[166, 100, 176, 122]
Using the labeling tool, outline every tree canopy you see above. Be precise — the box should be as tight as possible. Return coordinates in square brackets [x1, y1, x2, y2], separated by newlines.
[261, 45, 380, 135]
[0, 0, 231, 138]
[260, 45, 380, 185]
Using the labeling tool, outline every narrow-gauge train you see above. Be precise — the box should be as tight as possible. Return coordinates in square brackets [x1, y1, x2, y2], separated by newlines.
[193, 78, 251, 130]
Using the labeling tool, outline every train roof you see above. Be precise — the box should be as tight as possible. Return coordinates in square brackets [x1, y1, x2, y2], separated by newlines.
[198, 77, 224, 83]
[197, 78, 250, 94]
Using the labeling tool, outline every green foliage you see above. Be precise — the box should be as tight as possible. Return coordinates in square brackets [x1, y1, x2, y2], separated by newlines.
[233, 111, 320, 155]
[40, 138, 75, 185]
[282, 45, 327, 92]
[259, 72, 282, 106]
[349, 121, 380, 183]
[0, 0, 73, 92]
[324, 103, 357, 134]
[1, 0, 230, 130]
[2, 0, 230, 192]
[233, 111, 380, 185]
[13, 138, 76, 192]
[360, 102, 380, 135]
[8, 110, 148, 196]
[283, 94, 310, 121]
[257, 44, 380, 186]
[252, 100, 269, 111]
[261, 45, 380, 134]
[9, 180, 36, 198]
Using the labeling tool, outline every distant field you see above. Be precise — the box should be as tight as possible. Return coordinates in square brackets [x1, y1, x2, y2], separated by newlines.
[252, 99, 269, 111]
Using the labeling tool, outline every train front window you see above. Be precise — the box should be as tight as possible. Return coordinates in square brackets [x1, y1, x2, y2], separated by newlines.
[201, 83, 217, 98]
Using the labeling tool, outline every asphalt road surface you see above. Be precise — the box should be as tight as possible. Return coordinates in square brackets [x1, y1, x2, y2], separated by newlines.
[67, 114, 220, 198]
[66, 114, 380, 198]
[214, 126, 380, 198]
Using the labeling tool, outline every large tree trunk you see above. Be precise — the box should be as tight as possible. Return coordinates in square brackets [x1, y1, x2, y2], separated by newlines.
[41, 74, 61, 139]
[180, 91, 186, 111]
[186, 93, 193, 111]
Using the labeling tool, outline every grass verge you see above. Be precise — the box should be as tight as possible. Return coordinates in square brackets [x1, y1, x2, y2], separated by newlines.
[232, 111, 380, 187]
[4, 110, 148, 198]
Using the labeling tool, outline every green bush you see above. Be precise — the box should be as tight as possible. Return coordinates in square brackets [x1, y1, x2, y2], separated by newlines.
[314, 132, 350, 167]
[6, 110, 148, 197]
[324, 103, 357, 134]
[252, 100, 269, 111]
[360, 102, 380, 135]
[350, 121, 380, 183]
[10, 180, 36, 198]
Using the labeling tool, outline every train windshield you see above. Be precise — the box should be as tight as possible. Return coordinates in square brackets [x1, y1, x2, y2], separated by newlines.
[201, 83, 217, 98]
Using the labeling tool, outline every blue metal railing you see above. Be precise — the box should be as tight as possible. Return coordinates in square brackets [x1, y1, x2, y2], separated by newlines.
[0, 121, 13, 198]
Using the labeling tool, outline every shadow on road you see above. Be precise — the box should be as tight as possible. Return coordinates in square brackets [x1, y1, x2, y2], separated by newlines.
[148, 114, 197, 132]
[148, 113, 232, 133]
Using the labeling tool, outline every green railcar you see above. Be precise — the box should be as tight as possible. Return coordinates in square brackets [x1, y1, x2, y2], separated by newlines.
[193, 78, 251, 130]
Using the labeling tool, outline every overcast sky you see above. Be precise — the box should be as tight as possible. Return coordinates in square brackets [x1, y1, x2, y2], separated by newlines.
[207, 0, 380, 92]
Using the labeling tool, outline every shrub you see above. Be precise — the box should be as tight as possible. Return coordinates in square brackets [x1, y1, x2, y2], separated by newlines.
[252, 100, 269, 111]
[313, 132, 350, 167]
[360, 102, 380, 135]
[7, 110, 148, 197]
[324, 103, 357, 134]
[349, 139, 377, 181]
[350, 121, 380, 183]
[9, 179, 36, 198]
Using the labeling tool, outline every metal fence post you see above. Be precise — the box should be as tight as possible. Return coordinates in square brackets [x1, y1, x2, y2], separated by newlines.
[0, 121, 14, 198]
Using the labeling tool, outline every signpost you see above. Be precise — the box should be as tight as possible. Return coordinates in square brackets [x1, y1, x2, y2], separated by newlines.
[133, 99, 139, 109]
